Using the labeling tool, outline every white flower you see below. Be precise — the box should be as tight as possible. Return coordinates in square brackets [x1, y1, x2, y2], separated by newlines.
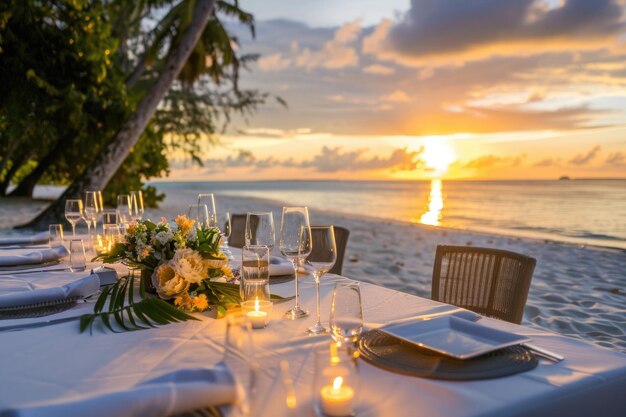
[154, 230, 174, 246]
[170, 248, 208, 284]
[151, 262, 189, 299]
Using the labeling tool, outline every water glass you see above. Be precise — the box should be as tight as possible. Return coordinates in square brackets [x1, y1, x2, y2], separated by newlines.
[307, 226, 337, 335]
[224, 315, 258, 416]
[48, 224, 64, 249]
[117, 195, 131, 225]
[313, 344, 360, 417]
[245, 212, 275, 249]
[102, 209, 118, 225]
[64, 199, 83, 237]
[240, 245, 270, 302]
[329, 283, 363, 345]
[197, 193, 217, 228]
[69, 239, 87, 272]
[103, 224, 122, 252]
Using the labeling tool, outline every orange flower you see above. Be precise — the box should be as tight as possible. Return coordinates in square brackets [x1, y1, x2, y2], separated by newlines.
[175, 215, 195, 236]
[192, 294, 209, 311]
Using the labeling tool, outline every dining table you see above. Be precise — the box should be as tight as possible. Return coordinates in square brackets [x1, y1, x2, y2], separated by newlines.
[0, 247, 625, 417]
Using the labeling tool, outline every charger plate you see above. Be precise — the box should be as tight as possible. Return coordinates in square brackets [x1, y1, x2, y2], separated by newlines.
[359, 329, 538, 380]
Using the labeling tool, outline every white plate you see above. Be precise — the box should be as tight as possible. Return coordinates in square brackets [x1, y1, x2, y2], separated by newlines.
[381, 316, 530, 359]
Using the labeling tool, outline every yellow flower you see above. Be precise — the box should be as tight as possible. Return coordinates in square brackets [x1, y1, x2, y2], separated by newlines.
[126, 224, 137, 235]
[192, 294, 209, 311]
[175, 215, 195, 236]
[151, 262, 189, 299]
[140, 246, 152, 259]
[171, 248, 207, 284]
[174, 293, 194, 310]
[221, 265, 233, 278]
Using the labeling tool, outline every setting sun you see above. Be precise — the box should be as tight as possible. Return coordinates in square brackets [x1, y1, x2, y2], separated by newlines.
[421, 140, 456, 176]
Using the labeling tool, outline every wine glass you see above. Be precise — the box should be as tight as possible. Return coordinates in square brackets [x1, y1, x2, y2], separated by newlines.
[197, 193, 217, 228]
[130, 190, 144, 221]
[329, 282, 363, 345]
[245, 212, 275, 250]
[306, 226, 337, 334]
[116, 195, 131, 226]
[95, 190, 104, 233]
[220, 211, 233, 257]
[188, 204, 209, 229]
[84, 191, 100, 244]
[64, 199, 83, 237]
[280, 206, 312, 320]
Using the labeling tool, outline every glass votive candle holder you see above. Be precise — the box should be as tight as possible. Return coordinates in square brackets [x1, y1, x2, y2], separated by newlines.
[313, 344, 360, 417]
[241, 299, 273, 329]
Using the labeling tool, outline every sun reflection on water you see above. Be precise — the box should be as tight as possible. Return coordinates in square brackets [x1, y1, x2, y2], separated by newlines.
[420, 179, 444, 226]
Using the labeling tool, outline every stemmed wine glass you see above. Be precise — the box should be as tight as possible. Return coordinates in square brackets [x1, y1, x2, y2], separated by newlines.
[245, 212, 275, 250]
[280, 207, 312, 320]
[306, 226, 337, 334]
[65, 199, 83, 237]
[188, 204, 210, 229]
[84, 191, 100, 244]
[197, 193, 217, 228]
[130, 190, 144, 221]
[220, 211, 233, 257]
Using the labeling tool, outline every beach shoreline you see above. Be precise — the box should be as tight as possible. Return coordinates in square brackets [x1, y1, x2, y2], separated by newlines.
[1, 186, 625, 352]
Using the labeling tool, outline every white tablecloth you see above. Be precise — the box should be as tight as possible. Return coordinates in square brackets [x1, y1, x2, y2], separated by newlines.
[0, 268, 624, 416]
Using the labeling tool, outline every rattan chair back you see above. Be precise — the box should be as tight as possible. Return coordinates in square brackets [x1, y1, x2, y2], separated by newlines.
[431, 245, 536, 324]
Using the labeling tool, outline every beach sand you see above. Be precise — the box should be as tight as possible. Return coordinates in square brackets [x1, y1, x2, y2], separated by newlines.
[1, 186, 625, 353]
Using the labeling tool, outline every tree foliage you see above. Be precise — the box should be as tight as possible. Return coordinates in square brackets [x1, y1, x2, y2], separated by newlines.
[0, 0, 271, 209]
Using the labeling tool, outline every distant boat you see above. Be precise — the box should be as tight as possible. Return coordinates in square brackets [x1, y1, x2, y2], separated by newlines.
[559, 176, 571, 180]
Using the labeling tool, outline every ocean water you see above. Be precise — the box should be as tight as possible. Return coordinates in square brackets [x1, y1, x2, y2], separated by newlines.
[151, 179, 626, 250]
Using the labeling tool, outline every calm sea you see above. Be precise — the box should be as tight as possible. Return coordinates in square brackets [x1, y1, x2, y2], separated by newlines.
[151, 179, 626, 250]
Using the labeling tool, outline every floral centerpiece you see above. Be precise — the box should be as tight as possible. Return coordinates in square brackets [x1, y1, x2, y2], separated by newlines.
[80, 215, 270, 333]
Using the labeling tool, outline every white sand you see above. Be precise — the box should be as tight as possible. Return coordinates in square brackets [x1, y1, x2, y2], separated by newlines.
[1, 186, 625, 353]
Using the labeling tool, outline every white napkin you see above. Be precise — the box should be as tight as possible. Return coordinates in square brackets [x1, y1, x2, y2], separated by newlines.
[0, 246, 69, 267]
[1, 363, 237, 417]
[0, 273, 99, 309]
[0, 232, 49, 247]
[270, 256, 295, 276]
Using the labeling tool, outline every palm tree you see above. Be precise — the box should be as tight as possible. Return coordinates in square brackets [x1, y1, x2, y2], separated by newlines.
[24, 0, 217, 229]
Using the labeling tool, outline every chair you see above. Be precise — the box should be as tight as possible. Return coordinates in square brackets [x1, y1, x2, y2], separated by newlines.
[431, 245, 536, 324]
[227, 214, 247, 248]
[310, 225, 350, 275]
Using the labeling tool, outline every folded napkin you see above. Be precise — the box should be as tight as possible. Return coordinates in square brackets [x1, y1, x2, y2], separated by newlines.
[1, 363, 237, 417]
[0, 246, 69, 267]
[0, 232, 49, 247]
[270, 256, 295, 276]
[0, 273, 99, 309]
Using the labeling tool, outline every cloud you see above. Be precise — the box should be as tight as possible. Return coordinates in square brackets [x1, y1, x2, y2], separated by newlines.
[606, 151, 626, 166]
[533, 157, 561, 167]
[293, 20, 362, 70]
[236, 127, 312, 138]
[201, 146, 426, 174]
[463, 154, 525, 169]
[363, 0, 625, 66]
[569, 145, 602, 165]
[257, 53, 291, 71]
[363, 64, 395, 75]
[380, 90, 412, 102]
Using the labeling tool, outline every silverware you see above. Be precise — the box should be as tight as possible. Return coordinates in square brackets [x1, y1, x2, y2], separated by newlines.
[523, 342, 565, 362]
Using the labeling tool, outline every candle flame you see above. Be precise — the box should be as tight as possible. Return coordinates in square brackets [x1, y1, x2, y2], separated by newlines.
[254, 299, 260, 312]
[332, 376, 343, 391]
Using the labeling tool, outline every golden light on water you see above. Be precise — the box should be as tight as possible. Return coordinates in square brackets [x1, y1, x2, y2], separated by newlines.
[420, 179, 444, 226]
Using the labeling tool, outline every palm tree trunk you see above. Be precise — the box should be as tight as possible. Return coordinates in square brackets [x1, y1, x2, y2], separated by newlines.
[8, 138, 68, 197]
[18, 0, 217, 229]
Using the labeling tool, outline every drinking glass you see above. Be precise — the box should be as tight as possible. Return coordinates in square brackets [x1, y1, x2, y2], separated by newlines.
[306, 226, 337, 335]
[103, 224, 122, 252]
[197, 193, 217, 228]
[102, 209, 118, 225]
[220, 211, 233, 257]
[130, 190, 144, 221]
[280, 206, 312, 320]
[95, 191, 104, 233]
[313, 344, 360, 417]
[84, 191, 100, 243]
[224, 315, 258, 417]
[64, 199, 83, 237]
[48, 224, 64, 249]
[240, 245, 270, 302]
[116, 195, 131, 226]
[245, 212, 275, 250]
[329, 282, 363, 345]
[188, 204, 209, 229]
[69, 239, 87, 272]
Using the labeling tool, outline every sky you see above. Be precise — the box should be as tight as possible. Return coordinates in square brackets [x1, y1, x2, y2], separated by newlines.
[168, 0, 626, 181]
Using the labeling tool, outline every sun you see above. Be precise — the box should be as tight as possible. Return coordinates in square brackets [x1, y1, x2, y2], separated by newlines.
[421, 140, 456, 175]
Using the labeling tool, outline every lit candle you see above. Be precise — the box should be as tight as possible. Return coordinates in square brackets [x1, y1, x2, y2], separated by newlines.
[246, 299, 268, 329]
[320, 376, 355, 417]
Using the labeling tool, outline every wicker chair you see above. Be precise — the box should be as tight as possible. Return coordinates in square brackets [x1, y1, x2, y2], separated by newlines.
[309, 226, 350, 275]
[431, 245, 536, 324]
[226, 214, 247, 248]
